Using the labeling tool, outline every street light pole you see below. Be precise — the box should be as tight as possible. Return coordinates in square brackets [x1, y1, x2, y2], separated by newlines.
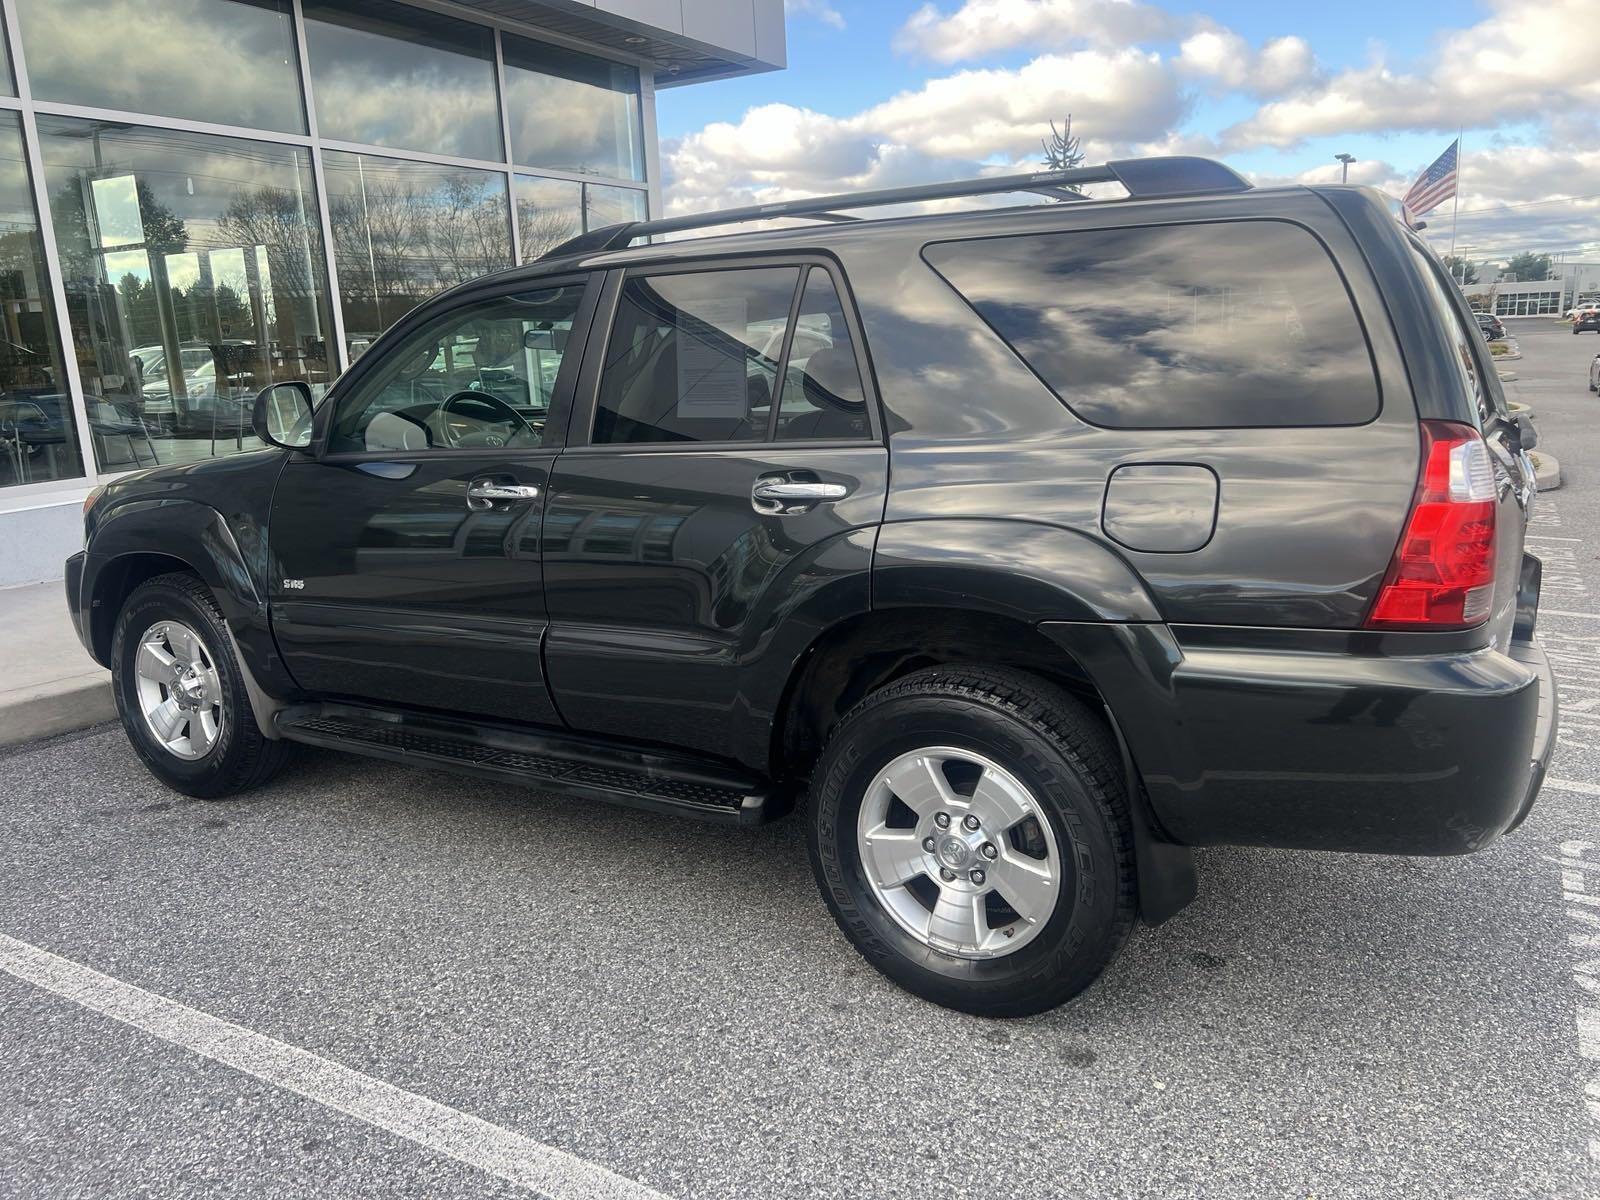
[1335, 153, 1356, 184]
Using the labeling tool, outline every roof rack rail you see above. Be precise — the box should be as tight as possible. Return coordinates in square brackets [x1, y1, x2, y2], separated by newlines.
[543, 155, 1251, 260]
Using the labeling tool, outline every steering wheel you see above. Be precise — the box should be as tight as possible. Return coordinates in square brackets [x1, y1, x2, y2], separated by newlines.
[438, 389, 535, 449]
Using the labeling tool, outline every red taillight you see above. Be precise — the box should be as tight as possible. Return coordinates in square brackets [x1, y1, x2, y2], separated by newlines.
[1366, 420, 1497, 630]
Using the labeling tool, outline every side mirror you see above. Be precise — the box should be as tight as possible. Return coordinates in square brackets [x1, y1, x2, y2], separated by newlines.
[252, 381, 314, 451]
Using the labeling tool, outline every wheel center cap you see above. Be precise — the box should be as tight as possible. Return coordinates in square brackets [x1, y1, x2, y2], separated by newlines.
[936, 835, 971, 869]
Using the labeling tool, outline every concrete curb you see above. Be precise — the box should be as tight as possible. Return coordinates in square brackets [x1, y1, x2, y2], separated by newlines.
[1530, 450, 1562, 492]
[0, 672, 115, 749]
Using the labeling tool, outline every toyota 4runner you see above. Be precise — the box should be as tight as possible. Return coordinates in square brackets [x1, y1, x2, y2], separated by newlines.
[65, 157, 1558, 1016]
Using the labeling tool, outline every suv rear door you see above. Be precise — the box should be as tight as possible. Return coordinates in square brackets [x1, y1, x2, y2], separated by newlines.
[541, 257, 887, 768]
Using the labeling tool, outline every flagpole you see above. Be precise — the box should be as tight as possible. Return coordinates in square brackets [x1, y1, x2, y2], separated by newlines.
[1448, 131, 1462, 280]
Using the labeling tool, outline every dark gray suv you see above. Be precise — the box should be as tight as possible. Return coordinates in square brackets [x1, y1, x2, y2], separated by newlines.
[66, 157, 1557, 1015]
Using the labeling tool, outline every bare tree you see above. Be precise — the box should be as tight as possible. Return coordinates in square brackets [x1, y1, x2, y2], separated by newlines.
[216, 185, 320, 304]
[516, 199, 581, 261]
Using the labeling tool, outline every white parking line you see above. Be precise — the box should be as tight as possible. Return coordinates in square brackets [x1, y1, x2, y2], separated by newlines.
[1543, 610, 1600, 621]
[1547, 779, 1600, 798]
[0, 933, 667, 1200]
[1557, 843, 1600, 1176]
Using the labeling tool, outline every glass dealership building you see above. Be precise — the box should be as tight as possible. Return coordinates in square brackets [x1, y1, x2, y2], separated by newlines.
[0, 0, 783, 584]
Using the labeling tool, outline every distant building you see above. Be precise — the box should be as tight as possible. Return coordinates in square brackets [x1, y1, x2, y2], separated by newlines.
[1463, 260, 1600, 316]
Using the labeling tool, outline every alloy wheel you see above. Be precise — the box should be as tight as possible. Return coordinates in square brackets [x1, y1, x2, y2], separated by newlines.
[856, 746, 1064, 958]
[133, 620, 224, 760]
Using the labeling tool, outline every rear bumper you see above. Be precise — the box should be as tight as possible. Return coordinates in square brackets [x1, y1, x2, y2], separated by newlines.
[1041, 620, 1557, 856]
[1505, 636, 1557, 833]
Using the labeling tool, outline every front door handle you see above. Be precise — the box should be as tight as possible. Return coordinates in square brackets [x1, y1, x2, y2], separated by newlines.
[751, 478, 849, 515]
[467, 480, 540, 510]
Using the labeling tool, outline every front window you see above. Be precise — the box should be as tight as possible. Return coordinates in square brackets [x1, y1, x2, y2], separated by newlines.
[328, 283, 584, 454]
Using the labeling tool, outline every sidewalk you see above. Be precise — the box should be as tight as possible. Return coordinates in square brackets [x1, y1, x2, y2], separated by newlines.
[0, 580, 115, 747]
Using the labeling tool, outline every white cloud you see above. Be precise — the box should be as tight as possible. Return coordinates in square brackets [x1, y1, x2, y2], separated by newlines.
[896, 0, 1176, 63]
[1246, 149, 1600, 262]
[1227, 0, 1600, 147]
[1176, 27, 1316, 98]
[661, 0, 1600, 261]
[784, 0, 845, 30]
[664, 48, 1187, 214]
[868, 50, 1183, 158]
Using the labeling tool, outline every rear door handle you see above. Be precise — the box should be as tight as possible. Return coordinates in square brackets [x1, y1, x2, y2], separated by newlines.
[467, 480, 540, 509]
[752, 478, 849, 515]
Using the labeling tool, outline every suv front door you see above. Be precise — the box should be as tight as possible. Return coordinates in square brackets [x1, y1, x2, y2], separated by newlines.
[269, 276, 595, 723]
[543, 260, 888, 768]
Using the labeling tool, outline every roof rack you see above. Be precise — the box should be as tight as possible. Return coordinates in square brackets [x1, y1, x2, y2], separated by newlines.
[544, 156, 1251, 259]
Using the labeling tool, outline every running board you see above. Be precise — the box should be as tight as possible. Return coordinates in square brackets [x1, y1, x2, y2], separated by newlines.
[273, 703, 775, 824]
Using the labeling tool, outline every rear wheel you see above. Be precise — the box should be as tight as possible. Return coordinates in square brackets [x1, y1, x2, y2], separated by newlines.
[807, 665, 1137, 1016]
[111, 572, 294, 798]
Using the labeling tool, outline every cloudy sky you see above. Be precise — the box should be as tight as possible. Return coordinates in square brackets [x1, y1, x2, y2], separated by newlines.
[654, 0, 1600, 266]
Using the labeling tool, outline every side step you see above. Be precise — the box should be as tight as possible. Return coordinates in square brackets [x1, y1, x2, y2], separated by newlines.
[274, 703, 776, 824]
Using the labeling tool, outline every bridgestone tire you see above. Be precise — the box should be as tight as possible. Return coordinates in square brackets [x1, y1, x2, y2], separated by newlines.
[111, 572, 294, 799]
[807, 665, 1137, 1017]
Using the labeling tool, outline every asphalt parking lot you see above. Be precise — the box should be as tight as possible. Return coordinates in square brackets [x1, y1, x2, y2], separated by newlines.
[4, 322, 1599, 1200]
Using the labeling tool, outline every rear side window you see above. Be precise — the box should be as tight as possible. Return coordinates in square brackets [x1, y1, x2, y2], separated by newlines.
[924, 220, 1380, 429]
[773, 267, 870, 441]
[1409, 242, 1491, 425]
[593, 266, 798, 444]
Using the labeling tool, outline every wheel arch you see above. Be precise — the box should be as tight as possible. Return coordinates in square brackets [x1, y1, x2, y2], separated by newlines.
[772, 606, 1104, 782]
[86, 550, 197, 664]
[84, 498, 292, 735]
[86, 498, 262, 660]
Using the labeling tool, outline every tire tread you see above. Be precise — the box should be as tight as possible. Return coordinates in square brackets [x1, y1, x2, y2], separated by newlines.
[809, 664, 1137, 1016]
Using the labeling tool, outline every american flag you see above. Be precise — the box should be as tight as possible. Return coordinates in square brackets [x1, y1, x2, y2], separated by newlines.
[1402, 140, 1459, 225]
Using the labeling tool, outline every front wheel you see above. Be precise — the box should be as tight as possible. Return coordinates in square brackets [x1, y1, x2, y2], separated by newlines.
[807, 666, 1137, 1017]
[111, 572, 294, 798]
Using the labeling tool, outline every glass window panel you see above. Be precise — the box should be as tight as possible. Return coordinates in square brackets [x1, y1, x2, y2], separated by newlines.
[304, 0, 503, 162]
[512, 177, 645, 262]
[925, 221, 1381, 429]
[90, 177, 146, 248]
[583, 183, 647, 231]
[0, 113, 82, 490]
[39, 116, 337, 473]
[502, 34, 644, 181]
[514, 175, 581, 261]
[593, 268, 799, 445]
[322, 151, 512, 360]
[0, 19, 13, 97]
[14, 0, 304, 133]
[329, 284, 583, 453]
[773, 269, 869, 441]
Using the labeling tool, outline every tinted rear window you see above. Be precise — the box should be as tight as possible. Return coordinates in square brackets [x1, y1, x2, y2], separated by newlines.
[923, 220, 1380, 428]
